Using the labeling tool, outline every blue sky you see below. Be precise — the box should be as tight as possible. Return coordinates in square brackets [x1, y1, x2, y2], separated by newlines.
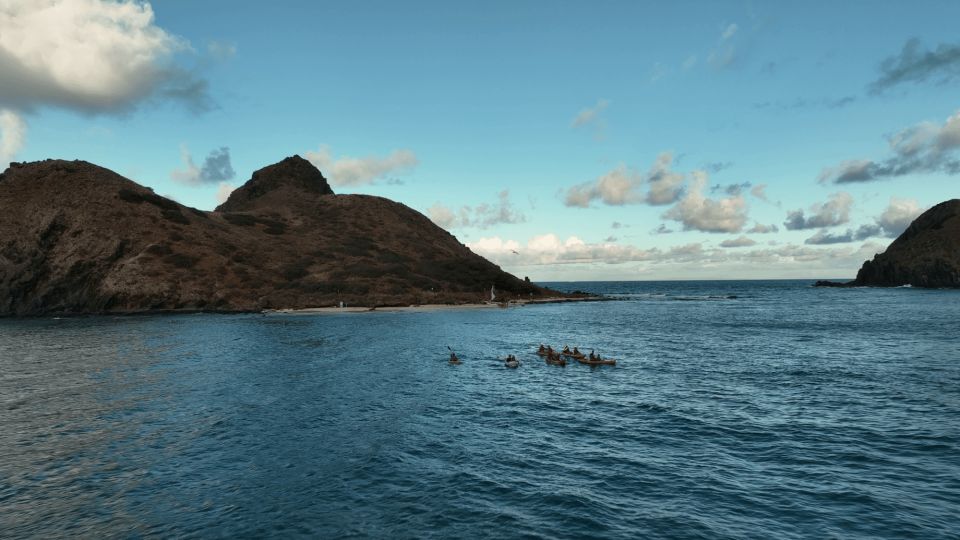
[2, 0, 959, 280]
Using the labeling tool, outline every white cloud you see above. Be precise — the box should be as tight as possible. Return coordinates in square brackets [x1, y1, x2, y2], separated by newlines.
[646, 152, 686, 205]
[0, 1, 210, 163]
[708, 22, 740, 69]
[783, 192, 853, 230]
[0, 109, 26, 168]
[877, 197, 924, 237]
[663, 171, 748, 233]
[427, 190, 525, 229]
[0, 0, 208, 114]
[216, 182, 236, 204]
[563, 152, 685, 208]
[571, 98, 610, 128]
[468, 233, 670, 266]
[426, 203, 456, 229]
[564, 164, 643, 207]
[804, 225, 881, 245]
[720, 235, 756, 248]
[747, 222, 779, 234]
[721, 23, 739, 40]
[467, 232, 889, 281]
[819, 110, 960, 183]
[750, 183, 770, 202]
[304, 145, 418, 186]
[171, 145, 235, 185]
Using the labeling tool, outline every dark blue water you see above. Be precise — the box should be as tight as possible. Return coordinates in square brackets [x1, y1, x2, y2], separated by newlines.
[1, 280, 958, 538]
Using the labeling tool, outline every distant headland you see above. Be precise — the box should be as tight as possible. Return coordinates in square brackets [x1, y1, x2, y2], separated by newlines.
[816, 199, 960, 289]
[0, 156, 571, 317]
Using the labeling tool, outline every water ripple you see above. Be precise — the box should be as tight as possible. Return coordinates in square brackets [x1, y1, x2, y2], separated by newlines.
[1, 281, 959, 538]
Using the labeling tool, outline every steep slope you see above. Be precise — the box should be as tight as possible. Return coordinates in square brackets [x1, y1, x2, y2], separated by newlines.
[0, 157, 548, 316]
[853, 199, 960, 287]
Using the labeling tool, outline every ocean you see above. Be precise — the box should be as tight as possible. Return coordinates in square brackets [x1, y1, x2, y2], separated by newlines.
[1, 280, 958, 538]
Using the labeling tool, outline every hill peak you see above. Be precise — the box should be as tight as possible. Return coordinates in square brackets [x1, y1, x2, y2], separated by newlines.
[216, 155, 333, 212]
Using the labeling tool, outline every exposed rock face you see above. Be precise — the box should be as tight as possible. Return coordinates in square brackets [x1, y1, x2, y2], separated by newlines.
[0, 157, 549, 316]
[816, 199, 960, 288]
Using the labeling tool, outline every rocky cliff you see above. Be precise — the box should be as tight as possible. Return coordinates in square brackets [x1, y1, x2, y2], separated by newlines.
[0, 156, 549, 316]
[816, 199, 960, 288]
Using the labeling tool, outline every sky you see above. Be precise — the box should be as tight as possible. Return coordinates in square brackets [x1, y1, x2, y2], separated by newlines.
[1, 0, 959, 281]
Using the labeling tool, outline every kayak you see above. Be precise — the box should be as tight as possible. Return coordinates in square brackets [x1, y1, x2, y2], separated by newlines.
[545, 357, 566, 367]
[505, 360, 520, 368]
[561, 351, 585, 359]
[576, 357, 616, 366]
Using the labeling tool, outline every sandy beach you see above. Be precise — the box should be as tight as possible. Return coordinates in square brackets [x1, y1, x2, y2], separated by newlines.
[265, 296, 610, 315]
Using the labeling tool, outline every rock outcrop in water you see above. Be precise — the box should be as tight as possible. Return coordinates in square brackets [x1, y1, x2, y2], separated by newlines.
[815, 199, 960, 288]
[0, 157, 551, 316]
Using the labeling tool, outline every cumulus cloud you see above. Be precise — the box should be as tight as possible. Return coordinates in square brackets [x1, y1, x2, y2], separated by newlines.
[804, 225, 881, 245]
[747, 222, 779, 234]
[869, 38, 960, 94]
[662, 171, 748, 233]
[215, 182, 236, 204]
[171, 146, 235, 185]
[0, 109, 26, 168]
[783, 192, 853, 230]
[802, 197, 925, 245]
[571, 98, 610, 128]
[720, 235, 756, 248]
[563, 152, 685, 208]
[564, 164, 643, 207]
[0, 0, 210, 114]
[426, 204, 457, 229]
[645, 153, 687, 205]
[819, 110, 960, 183]
[304, 145, 418, 186]
[427, 190, 525, 229]
[877, 197, 923, 237]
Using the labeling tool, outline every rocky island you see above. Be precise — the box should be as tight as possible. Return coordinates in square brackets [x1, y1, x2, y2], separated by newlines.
[816, 199, 960, 288]
[0, 156, 557, 316]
